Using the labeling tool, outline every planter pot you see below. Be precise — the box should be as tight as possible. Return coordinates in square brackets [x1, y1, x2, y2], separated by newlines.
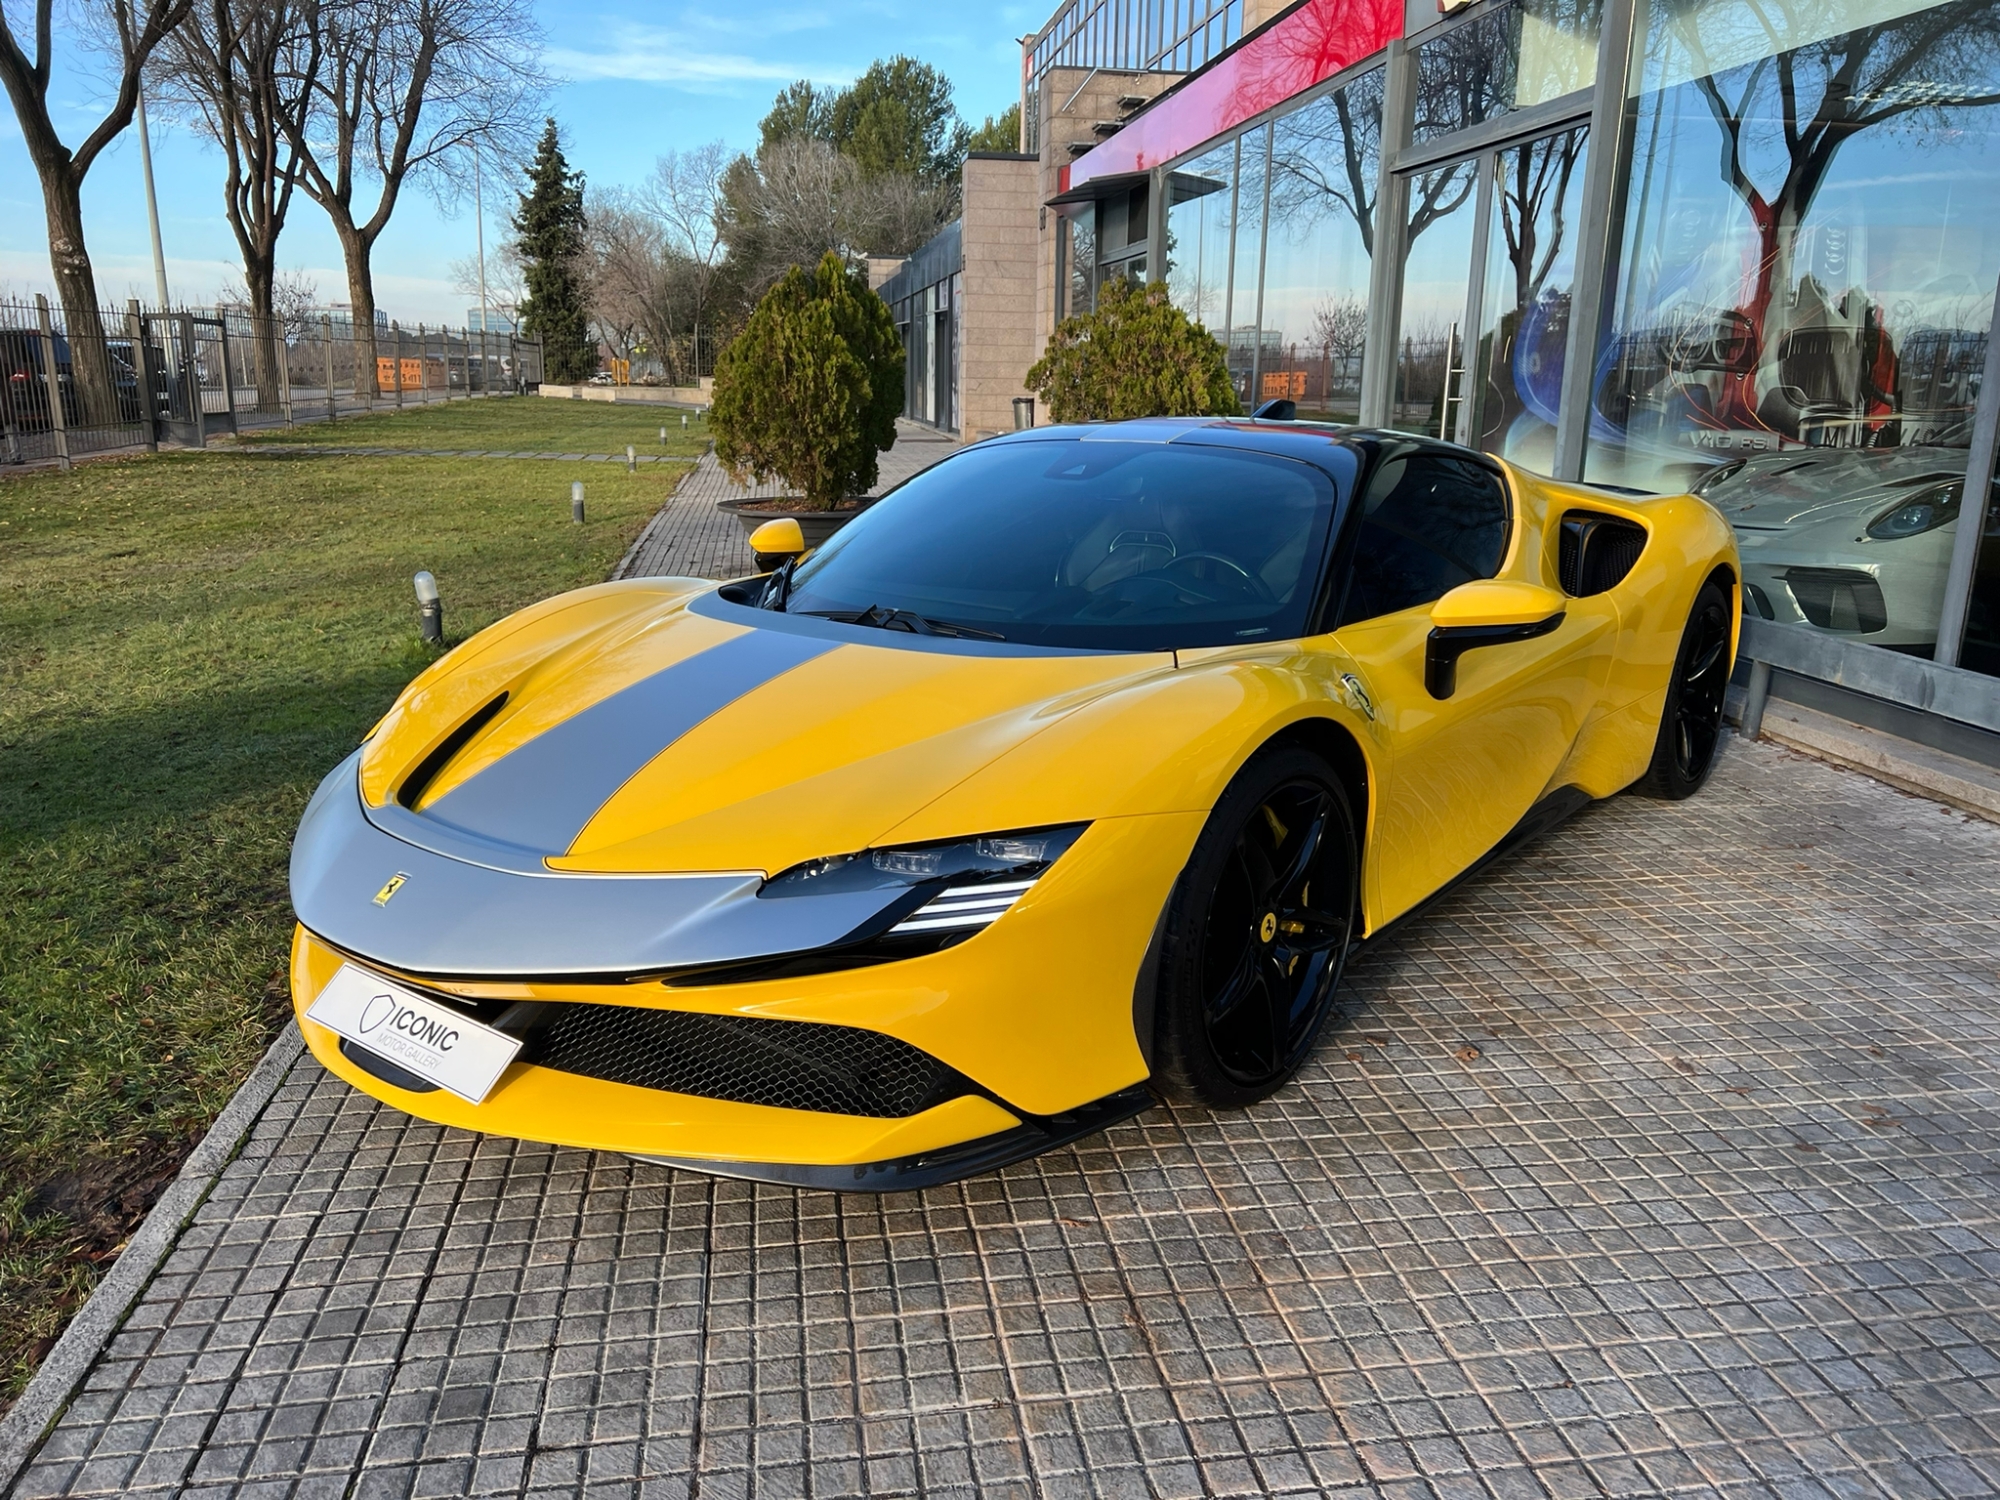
[718, 496, 876, 549]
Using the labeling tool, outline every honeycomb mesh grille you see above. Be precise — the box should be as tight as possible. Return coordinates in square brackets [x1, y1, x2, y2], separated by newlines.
[525, 1003, 974, 1118]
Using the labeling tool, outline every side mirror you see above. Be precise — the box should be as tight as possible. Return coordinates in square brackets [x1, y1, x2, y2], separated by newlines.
[1425, 580, 1566, 699]
[749, 518, 806, 573]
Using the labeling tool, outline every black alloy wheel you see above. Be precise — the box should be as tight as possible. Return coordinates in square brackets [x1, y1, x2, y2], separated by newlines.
[1638, 577, 1734, 799]
[1152, 746, 1358, 1109]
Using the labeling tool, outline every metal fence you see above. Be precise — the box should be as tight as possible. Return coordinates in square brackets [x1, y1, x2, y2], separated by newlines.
[0, 297, 547, 468]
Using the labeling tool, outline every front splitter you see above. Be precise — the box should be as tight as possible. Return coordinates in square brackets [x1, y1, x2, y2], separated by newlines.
[630, 1084, 1155, 1192]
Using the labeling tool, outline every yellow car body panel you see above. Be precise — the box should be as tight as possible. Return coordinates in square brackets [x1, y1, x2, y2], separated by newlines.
[290, 426, 1739, 1185]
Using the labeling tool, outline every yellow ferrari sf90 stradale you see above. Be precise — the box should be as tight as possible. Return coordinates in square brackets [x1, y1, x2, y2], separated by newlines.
[290, 419, 1739, 1189]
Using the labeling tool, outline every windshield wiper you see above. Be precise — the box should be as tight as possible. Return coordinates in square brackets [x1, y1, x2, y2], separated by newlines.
[800, 604, 1005, 640]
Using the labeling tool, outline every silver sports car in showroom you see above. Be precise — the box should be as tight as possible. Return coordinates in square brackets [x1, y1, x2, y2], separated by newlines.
[1693, 445, 1985, 650]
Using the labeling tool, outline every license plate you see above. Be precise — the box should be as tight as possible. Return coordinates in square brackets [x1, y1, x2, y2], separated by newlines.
[306, 962, 522, 1104]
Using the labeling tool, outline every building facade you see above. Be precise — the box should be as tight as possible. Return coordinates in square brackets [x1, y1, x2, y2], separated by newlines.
[1012, 0, 2000, 746]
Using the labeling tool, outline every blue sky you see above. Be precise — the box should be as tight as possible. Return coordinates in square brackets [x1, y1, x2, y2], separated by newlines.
[0, 0, 1033, 324]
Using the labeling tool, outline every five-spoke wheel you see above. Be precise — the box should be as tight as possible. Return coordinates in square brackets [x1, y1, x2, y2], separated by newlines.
[1639, 577, 1734, 799]
[1152, 746, 1357, 1108]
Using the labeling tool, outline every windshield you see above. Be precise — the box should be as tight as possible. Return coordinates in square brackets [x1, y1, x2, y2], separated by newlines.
[780, 437, 1345, 650]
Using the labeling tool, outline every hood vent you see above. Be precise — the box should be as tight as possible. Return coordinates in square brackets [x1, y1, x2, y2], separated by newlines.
[396, 693, 509, 810]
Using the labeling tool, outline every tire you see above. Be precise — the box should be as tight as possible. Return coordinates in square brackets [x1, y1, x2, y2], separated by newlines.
[1151, 746, 1359, 1110]
[1635, 577, 1734, 800]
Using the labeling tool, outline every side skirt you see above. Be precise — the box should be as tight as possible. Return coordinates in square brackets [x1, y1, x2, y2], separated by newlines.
[1354, 784, 1595, 954]
[630, 1083, 1156, 1193]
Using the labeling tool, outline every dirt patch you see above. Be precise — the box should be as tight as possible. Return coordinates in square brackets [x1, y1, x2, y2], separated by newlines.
[1, 1133, 196, 1413]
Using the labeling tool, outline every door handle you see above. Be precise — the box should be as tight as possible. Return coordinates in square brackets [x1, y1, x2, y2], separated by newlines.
[1425, 612, 1565, 698]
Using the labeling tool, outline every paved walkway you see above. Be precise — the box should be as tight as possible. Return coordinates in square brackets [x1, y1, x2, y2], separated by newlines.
[616, 424, 962, 582]
[10, 736, 1999, 1499]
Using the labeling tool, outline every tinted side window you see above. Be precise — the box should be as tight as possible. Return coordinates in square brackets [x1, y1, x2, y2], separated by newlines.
[1336, 455, 1510, 625]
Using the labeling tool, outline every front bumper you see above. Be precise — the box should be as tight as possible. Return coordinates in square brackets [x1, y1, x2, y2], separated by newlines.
[290, 805, 1202, 1181]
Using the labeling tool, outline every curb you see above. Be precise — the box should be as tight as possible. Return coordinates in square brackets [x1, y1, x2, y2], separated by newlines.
[0, 1024, 307, 1495]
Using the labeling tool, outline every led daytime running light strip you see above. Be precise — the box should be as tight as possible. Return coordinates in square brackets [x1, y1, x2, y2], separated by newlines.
[887, 879, 1038, 934]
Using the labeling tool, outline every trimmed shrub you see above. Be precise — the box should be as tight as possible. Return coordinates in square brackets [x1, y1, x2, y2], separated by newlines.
[1026, 280, 1240, 423]
[710, 252, 905, 509]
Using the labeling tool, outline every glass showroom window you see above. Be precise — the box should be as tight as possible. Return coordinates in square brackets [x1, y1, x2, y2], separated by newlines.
[1412, 0, 1602, 143]
[1061, 210, 1096, 321]
[1392, 157, 1481, 437]
[1259, 70, 1384, 423]
[1165, 140, 1235, 334]
[1587, 0, 2000, 664]
[1227, 125, 1272, 406]
[1470, 125, 1589, 471]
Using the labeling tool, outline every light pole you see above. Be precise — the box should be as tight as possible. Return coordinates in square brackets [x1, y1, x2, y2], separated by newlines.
[473, 146, 490, 333]
[137, 79, 170, 307]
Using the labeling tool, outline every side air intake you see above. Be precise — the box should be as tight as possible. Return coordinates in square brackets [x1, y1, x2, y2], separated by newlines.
[1558, 513, 1647, 597]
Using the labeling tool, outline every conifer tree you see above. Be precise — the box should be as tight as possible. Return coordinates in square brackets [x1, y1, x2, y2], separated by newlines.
[515, 119, 594, 383]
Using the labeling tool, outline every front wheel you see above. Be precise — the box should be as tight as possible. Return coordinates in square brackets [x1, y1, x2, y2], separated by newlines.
[1636, 577, 1734, 799]
[1151, 746, 1358, 1110]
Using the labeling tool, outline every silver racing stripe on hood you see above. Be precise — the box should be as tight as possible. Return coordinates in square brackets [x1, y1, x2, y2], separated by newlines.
[290, 750, 915, 978]
[407, 627, 836, 858]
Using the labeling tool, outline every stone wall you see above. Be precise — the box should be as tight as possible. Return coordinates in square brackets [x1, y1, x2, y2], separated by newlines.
[959, 155, 1042, 440]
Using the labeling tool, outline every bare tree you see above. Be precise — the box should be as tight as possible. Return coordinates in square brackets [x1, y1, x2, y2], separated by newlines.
[717, 136, 956, 306]
[0, 0, 195, 418]
[156, 0, 320, 410]
[585, 187, 661, 364]
[281, 0, 546, 392]
[641, 142, 728, 334]
[449, 235, 523, 313]
[718, 138, 862, 299]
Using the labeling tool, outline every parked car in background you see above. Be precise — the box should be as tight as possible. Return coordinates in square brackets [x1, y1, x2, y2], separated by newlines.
[1695, 445, 1997, 651]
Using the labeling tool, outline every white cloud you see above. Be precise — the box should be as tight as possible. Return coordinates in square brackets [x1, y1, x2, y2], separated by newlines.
[547, 23, 853, 88]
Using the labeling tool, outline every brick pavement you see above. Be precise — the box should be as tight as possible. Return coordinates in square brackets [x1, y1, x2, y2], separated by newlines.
[616, 423, 963, 583]
[10, 735, 2000, 1499]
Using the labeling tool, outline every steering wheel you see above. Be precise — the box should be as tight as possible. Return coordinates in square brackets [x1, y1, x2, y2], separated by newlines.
[1156, 551, 1275, 603]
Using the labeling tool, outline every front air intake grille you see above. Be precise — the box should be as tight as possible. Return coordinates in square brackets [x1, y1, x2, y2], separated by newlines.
[1785, 568, 1888, 633]
[524, 1004, 975, 1118]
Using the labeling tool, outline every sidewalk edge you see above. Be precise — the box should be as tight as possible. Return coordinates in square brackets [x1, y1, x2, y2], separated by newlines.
[0, 1023, 307, 1495]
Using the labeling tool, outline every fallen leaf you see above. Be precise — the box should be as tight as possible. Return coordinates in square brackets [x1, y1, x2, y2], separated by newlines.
[1793, 1142, 1819, 1153]
[1456, 1045, 1481, 1063]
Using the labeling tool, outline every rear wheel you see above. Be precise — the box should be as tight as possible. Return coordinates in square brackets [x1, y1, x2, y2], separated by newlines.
[1152, 747, 1358, 1110]
[1636, 577, 1733, 799]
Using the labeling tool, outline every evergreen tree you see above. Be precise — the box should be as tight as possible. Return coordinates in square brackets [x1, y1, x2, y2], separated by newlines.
[1026, 280, 1240, 423]
[710, 252, 903, 508]
[966, 104, 1022, 155]
[515, 119, 595, 383]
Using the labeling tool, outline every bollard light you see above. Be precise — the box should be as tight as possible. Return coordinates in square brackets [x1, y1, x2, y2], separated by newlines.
[571, 480, 585, 523]
[413, 570, 443, 644]
[659, 425, 667, 444]
[626, 444, 636, 472]
[681, 412, 688, 429]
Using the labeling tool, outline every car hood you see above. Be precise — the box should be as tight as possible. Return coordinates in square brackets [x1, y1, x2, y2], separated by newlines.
[358, 583, 1175, 879]
[1707, 447, 1964, 529]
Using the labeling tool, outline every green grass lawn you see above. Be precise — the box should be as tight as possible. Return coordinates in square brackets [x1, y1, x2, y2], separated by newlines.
[244, 392, 711, 456]
[0, 438, 689, 1406]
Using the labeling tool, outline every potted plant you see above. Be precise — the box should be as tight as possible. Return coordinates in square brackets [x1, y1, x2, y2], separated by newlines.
[1025, 279, 1240, 421]
[709, 251, 905, 546]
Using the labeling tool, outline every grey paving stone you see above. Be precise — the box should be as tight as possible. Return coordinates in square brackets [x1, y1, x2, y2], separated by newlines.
[12, 718, 2000, 1497]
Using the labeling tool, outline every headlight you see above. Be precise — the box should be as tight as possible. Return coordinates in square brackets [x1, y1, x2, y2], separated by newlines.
[1866, 483, 1960, 540]
[762, 825, 1088, 937]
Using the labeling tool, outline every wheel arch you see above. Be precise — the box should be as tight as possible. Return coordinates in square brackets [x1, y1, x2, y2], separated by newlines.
[1131, 712, 1373, 1073]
